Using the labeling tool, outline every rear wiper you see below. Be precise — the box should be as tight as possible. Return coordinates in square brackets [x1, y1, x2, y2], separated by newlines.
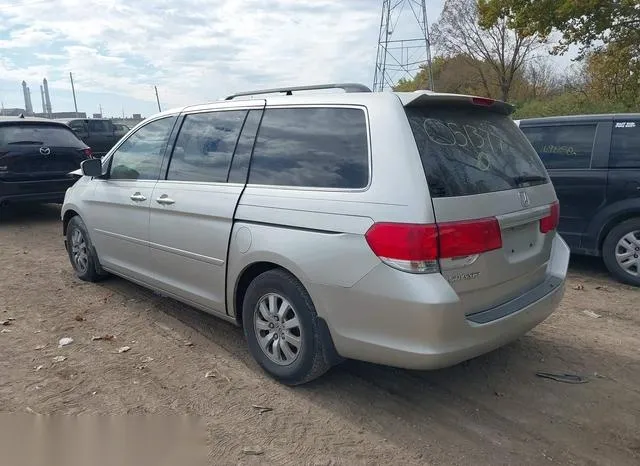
[513, 175, 548, 186]
[7, 140, 44, 145]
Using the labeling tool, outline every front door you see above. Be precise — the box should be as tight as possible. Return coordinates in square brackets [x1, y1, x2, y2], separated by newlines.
[148, 106, 263, 313]
[84, 116, 177, 282]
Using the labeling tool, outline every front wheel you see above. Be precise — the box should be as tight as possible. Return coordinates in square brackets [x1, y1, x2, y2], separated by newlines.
[242, 269, 332, 385]
[602, 218, 640, 287]
[66, 216, 108, 282]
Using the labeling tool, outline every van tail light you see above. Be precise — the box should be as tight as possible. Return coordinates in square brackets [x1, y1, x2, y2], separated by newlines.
[82, 148, 93, 158]
[540, 201, 560, 233]
[365, 218, 502, 274]
[365, 223, 439, 273]
[438, 218, 503, 258]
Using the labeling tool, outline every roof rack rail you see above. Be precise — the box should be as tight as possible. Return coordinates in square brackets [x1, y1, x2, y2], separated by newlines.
[225, 83, 372, 100]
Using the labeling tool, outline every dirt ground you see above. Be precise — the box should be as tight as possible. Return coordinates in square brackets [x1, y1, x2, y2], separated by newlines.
[1, 204, 639, 465]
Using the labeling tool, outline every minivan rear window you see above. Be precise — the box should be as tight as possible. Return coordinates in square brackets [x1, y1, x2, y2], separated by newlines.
[0, 124, 83, 147]
[406, 107, 548, 198]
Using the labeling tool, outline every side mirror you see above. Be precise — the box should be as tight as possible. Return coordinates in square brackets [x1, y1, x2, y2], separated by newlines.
[81, 158, 103, 177]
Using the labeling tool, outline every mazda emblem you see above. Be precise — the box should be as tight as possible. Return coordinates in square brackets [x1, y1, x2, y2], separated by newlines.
[519, 191, 530, 208]
[39, 147, 51, 156]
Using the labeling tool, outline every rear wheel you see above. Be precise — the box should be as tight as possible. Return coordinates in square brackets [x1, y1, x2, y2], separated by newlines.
[242, 269, 332, 385]
[66, 216, 108, 282]
[602, 218, 640, 287]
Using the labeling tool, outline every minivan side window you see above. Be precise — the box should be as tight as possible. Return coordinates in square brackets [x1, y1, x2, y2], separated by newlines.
[69, 120, 87, 133]
[610, 121, 640, 168]
[109, 116, 176, 180]
[88, 120, 110, 133]
[228, 110, 262, 184]
[520, 124, 596, 169]
[248, 107, 369, 189]
[167, 110, 247, 183]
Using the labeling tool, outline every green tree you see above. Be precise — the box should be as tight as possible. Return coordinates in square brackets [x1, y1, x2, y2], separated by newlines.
[585, 42, 640, 106]
[478, 0, 640, 57]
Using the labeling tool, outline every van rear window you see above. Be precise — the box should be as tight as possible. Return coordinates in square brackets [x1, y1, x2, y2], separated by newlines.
[406, 107, 548, 198]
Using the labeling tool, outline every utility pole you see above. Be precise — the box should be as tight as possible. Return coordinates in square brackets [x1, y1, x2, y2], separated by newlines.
[420, 0, 435, 90]
[154, 86, 161, 112]
[373, 0, 435, 92]
[69, 72, 78, 115]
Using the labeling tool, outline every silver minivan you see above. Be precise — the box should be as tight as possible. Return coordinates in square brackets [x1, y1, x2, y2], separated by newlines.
[62, 84, 570, 385]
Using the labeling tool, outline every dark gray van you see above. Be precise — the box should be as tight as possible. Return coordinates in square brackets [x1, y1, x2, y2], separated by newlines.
[517, 114, 640, 286]
[57, 118, 121, 158]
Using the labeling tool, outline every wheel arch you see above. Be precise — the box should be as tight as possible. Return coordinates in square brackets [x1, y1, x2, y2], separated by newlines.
[62, 209, 79, 236]
[233, 261, 289, 327]
[231, 260, 342, 367]
[597, 210, 640, 252]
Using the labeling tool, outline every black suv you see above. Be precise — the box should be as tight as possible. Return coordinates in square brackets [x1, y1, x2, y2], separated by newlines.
[517, 114, 640, 286]
[56, 118, 121, 158]
[0, 117, 92, 212]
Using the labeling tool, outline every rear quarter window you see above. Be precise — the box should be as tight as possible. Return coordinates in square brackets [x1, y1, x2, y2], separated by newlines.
[248, 107, 369, 189]
[520, 124, 596, 170]
[406, 107, 548, 198]
[0, 124, 84, 147]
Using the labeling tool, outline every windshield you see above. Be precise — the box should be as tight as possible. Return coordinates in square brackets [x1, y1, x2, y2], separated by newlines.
[0, 124, 84, 147]
[406, 106, 548, 198]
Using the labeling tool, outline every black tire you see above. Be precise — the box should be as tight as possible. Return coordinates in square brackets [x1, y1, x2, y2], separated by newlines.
[242, 269, 333, 385]
[602, 218, 640, 287]
[66, 216, 108, 282]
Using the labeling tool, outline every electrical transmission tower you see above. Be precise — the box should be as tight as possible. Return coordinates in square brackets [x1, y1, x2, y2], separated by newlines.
[373, 0, 435, 92]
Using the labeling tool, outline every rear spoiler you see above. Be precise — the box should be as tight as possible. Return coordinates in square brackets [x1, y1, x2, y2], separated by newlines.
[397, 91, 515, 115]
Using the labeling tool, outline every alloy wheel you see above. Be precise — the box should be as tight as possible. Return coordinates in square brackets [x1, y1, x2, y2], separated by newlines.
[615, 230, 640, 277]
[253, 293, 302, 366]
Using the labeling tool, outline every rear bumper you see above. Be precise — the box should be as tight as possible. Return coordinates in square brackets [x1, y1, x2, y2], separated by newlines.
[0, 178, 76, 204]
[312, 234, 570, 370]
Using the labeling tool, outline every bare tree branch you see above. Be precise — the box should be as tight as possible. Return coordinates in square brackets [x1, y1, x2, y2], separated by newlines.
[432, 0, 543, 101]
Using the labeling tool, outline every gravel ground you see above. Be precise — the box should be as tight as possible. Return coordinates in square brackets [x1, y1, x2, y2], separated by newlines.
[1, 204, 639, 465]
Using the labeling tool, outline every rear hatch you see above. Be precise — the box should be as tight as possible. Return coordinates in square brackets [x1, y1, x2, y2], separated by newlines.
[404, 94, 559, 314]
[0, 122, 90, 181]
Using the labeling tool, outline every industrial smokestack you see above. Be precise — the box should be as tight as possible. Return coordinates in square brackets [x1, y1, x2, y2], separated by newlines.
[40, 85, 46, 115]
[22, 81, 30, 113]
[43, 78, 52, 115]
[26, 86, 33, 114]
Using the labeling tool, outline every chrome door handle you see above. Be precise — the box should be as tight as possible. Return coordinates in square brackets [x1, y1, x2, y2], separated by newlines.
[156, 194, 175, 205]
[130, 192, 146, 202]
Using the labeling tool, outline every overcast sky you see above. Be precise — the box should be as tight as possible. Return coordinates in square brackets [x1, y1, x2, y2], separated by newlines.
[0, 0, 570, 118]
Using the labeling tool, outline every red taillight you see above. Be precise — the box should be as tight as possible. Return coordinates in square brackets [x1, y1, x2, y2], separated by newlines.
[365, 218, 502, 273]
[82, 148, 93, 158]
[471, 97, 495, 107]
[540, 201, 560, 233]
[438, 218, 503, 258]
[365, 223, 438, 261]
